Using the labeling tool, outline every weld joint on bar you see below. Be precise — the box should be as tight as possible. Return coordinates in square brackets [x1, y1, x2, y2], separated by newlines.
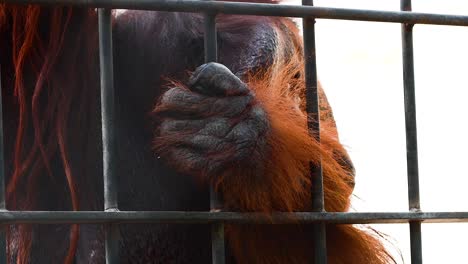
[304, 17, 317, 23]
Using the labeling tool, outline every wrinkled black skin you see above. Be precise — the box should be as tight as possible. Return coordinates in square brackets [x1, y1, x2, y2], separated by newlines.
[109, 12, 277, 263]
[1, 10, 281, 263]
[108, 12, 276, 264]
[155, 62, 269, 178]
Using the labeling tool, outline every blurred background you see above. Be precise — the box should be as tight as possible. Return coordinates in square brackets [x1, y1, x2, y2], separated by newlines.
[289, 0, 468, 262]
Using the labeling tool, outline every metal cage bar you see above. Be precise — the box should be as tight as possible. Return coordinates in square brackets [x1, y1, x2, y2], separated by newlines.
[400, 0, 423, 263]
[5, 0, 468, 26]
[0, 211, 466, 224]
[302, 0, 327, 263]
[98, 8, 120, 264]
[203, 7, 226, 264]
[0, 0, 467, 263]
[0, 67, 7, 262]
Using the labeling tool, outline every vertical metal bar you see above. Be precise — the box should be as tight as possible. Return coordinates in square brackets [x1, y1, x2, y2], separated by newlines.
[401, 0, 423, 263]
[98, 8, 120, 264]
[204, 14, 218, 65]
[302, 0, 327, 263]
[0, 66, 7, 263]
[204, 9, 225, 264]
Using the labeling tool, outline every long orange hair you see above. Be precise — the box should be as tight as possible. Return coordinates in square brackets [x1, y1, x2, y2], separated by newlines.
[0, 5, 98, 263]
[1, 4, 395, 263]
[216, 17, 395, 263]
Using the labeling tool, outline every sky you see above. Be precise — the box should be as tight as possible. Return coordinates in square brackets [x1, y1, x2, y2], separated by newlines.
[295, 0, 468, 262]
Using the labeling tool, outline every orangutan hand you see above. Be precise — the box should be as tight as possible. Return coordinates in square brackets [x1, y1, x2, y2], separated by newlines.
[153, 62, 270, 178]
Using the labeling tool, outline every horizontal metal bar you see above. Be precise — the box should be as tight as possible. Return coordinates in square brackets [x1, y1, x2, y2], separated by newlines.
[0, 211, 466, 224]
[2, 0, 468, 26]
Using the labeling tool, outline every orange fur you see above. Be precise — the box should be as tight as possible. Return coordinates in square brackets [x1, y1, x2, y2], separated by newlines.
[214, 19, 396, 263]
[1, 3, 395, 263]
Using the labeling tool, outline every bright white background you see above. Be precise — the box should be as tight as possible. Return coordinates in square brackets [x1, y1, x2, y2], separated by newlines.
[294, 0, 468, 263]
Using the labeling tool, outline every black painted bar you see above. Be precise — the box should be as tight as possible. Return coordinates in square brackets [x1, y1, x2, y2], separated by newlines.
[98, 8, 120, 264]
[409, 222, 422, 263]
[401, 0, 423, 263]
[3, 0, 468, 26]
[0, 211, 464, 224]
[302, 0, 327, 263]
[0, 66, 7, 263]
[204, 13, 218, 64]
[203, 8, 226, 264]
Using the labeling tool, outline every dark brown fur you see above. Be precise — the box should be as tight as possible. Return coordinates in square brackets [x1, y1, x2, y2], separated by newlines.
[0, 2, 394, 263]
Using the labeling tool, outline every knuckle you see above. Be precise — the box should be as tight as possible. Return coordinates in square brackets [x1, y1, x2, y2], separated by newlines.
[188, 63, 249, 96]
